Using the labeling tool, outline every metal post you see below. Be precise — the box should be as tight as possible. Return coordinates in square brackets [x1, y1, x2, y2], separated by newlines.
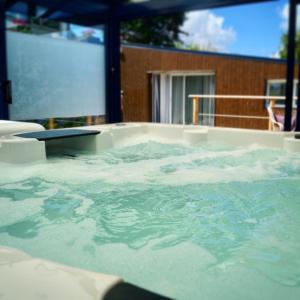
[284, 0, 297, 131]
[27, 2, 36, 21]
[0, 3, 9, 120]
[105, 19, 122, 124]
[296, 59, 300, 131]
[296, 4, 300, 132]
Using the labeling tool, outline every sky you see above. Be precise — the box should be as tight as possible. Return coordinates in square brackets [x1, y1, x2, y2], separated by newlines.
[70, 0, 292, 59]
[180, 0, 291, 58]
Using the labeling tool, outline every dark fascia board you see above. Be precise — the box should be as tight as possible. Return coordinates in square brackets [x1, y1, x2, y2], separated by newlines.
[23, 0, 277, 26]
[115, 0, 277, 21]
[4, 0, 19, 10]
[123, 43, 287, 64]
[48, 11, 110, 26]
[7, 0, 110, 16]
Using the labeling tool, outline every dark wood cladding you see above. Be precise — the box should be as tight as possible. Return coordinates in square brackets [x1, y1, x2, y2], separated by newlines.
[121, 45, 296, 130]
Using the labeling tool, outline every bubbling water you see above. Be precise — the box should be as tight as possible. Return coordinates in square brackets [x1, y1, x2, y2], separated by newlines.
[0, 141, 300, 299]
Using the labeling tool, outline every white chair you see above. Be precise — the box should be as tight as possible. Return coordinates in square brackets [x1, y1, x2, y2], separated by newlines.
[267, 105, 284, 131]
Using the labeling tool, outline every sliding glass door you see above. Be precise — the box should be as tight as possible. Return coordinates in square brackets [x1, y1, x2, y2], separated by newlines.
[171, 74, 215, 125]
[152, 72, 215, 125]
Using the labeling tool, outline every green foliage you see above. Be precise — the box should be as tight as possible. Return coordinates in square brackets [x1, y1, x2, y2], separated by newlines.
[175, 42, 201, 51]
[121, 13, 186, 47]
[279, 32, 300, 59]
[9, 25, 32, 34]
[184, 43, 203, 51]
[175, 41, 219, 52]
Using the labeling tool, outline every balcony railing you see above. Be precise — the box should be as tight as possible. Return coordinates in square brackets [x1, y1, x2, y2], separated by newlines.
[189, 94, 298, 131]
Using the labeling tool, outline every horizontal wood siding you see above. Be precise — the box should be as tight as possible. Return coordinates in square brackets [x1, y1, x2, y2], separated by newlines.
[121, 46, 296, 130]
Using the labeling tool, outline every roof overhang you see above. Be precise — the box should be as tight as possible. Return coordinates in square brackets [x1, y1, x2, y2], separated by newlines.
[6, 0, 277, 26]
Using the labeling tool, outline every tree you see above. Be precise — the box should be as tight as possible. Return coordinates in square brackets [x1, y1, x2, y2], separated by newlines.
[279, 32, 300, 59]
[121, 13, 186, 47]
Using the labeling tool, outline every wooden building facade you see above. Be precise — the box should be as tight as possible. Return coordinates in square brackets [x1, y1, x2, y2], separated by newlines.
[121, 44, 297, 130]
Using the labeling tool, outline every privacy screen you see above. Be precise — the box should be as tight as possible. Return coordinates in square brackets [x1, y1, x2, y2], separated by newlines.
[7, 31, 105, 120]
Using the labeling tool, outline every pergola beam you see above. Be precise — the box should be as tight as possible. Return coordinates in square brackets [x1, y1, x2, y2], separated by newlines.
[0, 2, 9, 120]
[105, 19, 122, 123]
[296, 61, 300, 131]
[115, 0, 276, 21]
[38, 7, 57, 19]
[284, 0, 297, 131]
[48, 12, 109, 26]
[296, 3, 300, 131]
[47, 0, 276, 25]
[4, 0, 18, 9]
[18, 0, 110, 15]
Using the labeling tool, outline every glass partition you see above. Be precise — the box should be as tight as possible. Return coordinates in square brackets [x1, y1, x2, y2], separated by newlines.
[6, 12, 106, 128]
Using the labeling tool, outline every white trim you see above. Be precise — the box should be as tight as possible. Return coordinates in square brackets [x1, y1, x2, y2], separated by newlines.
[160, 73, 164, 120]
[148, 70, 215, 76]
[183, 75, 186, 124]
[169, 75, 173, 124]
[267, 79, 298, 83]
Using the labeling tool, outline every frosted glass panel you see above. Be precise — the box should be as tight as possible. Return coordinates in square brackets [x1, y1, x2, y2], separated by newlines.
[7, 31, 105, 120]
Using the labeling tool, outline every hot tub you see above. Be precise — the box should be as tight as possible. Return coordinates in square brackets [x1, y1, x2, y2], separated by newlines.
[0, 122, 300, 300]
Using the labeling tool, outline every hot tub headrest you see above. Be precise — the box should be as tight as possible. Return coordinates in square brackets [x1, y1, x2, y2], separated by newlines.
[15, 129, 101, 141]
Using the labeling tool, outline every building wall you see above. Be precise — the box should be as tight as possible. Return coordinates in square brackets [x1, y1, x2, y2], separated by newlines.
[121, 45, 296, 130]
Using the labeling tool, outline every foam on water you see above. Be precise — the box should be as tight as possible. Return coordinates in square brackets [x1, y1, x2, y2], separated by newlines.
[0, 140, 300, 299]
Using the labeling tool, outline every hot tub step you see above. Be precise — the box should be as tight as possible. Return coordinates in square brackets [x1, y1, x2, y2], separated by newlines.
[15, 129, 101, 141]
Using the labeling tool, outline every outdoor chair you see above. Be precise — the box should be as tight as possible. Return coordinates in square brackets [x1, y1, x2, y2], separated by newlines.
[267, 105, 296, 131]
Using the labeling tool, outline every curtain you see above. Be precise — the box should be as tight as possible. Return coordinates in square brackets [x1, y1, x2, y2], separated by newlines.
[160, 75, 171, 123]
[203, 76, 215, 126]
[151, 74, 161, 122]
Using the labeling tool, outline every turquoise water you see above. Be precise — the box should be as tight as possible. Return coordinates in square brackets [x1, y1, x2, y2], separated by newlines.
[0, 141, 300, 299]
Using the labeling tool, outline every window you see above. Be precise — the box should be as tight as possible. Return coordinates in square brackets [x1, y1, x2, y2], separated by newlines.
[266, 80, 298, 108]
